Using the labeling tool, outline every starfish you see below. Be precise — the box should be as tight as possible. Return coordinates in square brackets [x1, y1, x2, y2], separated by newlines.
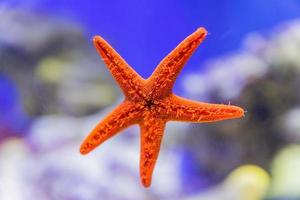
[80, 27, 244, 187]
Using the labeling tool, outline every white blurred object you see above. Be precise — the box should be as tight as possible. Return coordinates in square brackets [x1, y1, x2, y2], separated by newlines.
[0, 7, 81, 53]
[265, 21, 300, 68]
[183, 51, 267, 100]
[281, 107, 300, 142]
[0, 139, 30, 200]
[183, 20, 300, 100]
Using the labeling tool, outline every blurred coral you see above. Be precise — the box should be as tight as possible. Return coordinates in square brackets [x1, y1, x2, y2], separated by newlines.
[0, 8, 119, 117]
[1, 5, 300, 200]
[180, 20, 300, 196]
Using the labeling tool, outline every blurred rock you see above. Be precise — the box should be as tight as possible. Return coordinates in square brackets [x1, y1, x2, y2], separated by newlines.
[179, 20, 300, 192]
[0, 8, 119, 117]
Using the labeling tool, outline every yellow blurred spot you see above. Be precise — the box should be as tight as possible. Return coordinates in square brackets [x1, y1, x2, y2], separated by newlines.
[224, 165, 270, 200]
[36, 57, 68, 83]
[269, 144, 300, 198]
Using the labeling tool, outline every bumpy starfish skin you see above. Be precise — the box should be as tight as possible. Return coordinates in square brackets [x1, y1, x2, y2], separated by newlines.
[80, 27, 244, 187]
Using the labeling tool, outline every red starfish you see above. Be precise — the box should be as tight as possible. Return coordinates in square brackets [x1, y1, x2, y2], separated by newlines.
[80, 27, 244, 187]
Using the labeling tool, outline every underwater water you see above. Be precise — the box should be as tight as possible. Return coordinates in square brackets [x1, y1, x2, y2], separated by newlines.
[1, 1, 300, 200]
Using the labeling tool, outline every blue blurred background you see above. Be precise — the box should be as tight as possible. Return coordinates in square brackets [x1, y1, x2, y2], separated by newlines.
[17, 0, 300, 76]
[1, 0, 300, 199]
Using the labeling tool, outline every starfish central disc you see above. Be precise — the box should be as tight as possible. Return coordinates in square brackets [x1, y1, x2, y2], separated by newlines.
[80, 27, 244, 187]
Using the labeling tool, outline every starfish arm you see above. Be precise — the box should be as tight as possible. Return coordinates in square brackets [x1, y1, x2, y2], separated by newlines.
[147, 27, 207, 99]
[80, 101, 142, 155]
[162, 95, 244, 122]
[93, 36, 145, 101]
[139, 113, 166, 187]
